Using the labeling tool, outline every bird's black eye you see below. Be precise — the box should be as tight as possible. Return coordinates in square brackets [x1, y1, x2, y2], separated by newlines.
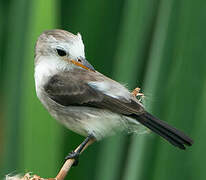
[78, 58, 82, 62]
[56, 49, 67, 57]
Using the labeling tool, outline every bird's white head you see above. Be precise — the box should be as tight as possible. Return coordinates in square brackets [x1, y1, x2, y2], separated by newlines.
[35, 29, 95, 71]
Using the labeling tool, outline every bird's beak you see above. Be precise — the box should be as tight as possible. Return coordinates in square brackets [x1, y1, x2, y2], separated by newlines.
[69, 58, 95, 72]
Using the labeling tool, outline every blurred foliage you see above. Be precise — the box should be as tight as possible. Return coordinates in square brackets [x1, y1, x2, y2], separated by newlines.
[0, 0, 206, 180]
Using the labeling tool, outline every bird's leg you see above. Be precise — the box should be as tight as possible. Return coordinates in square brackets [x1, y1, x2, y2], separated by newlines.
[65, 134, 95, 166]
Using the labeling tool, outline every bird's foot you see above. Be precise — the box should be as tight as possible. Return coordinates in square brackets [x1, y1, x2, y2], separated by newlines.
[65, 151, 80, 166]
[132, 87, 145, 102]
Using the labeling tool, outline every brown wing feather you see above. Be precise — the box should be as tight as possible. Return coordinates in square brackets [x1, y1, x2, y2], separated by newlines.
[44, 69, 144, 115]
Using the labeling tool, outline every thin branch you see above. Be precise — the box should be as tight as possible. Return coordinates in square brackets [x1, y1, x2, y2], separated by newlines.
[10, 139, 95, 180]
[55, 138, 95, 180]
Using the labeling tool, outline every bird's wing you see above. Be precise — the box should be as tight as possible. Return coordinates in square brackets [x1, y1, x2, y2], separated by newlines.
[44, 69, 144, 115]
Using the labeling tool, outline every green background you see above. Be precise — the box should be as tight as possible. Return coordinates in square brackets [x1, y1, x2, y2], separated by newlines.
[0, 0, 205, 179]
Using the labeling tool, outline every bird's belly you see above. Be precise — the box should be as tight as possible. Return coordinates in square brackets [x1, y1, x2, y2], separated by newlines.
[51, 105, 130, 140]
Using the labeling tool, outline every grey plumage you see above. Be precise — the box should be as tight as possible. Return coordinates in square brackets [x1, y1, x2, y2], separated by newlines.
[44, 69, 144, 115]
[34, 29, 193, 149]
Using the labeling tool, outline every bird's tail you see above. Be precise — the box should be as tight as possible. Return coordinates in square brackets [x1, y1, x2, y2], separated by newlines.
[133, 112, 193, 149]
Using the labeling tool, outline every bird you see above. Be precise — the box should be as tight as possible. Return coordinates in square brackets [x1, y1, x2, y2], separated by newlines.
[34, 29, 193, 162]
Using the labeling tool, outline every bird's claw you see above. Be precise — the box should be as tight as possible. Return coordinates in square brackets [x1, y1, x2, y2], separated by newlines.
[132, 87, 145, 102]
[65, 151, 80, 166]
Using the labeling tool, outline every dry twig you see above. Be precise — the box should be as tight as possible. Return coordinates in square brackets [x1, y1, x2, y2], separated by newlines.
[55, 138, 94, 180]
[6, 138, 95, 180]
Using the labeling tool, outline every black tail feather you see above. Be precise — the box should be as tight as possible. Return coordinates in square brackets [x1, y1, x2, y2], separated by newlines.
[133, 112, 193, 150]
